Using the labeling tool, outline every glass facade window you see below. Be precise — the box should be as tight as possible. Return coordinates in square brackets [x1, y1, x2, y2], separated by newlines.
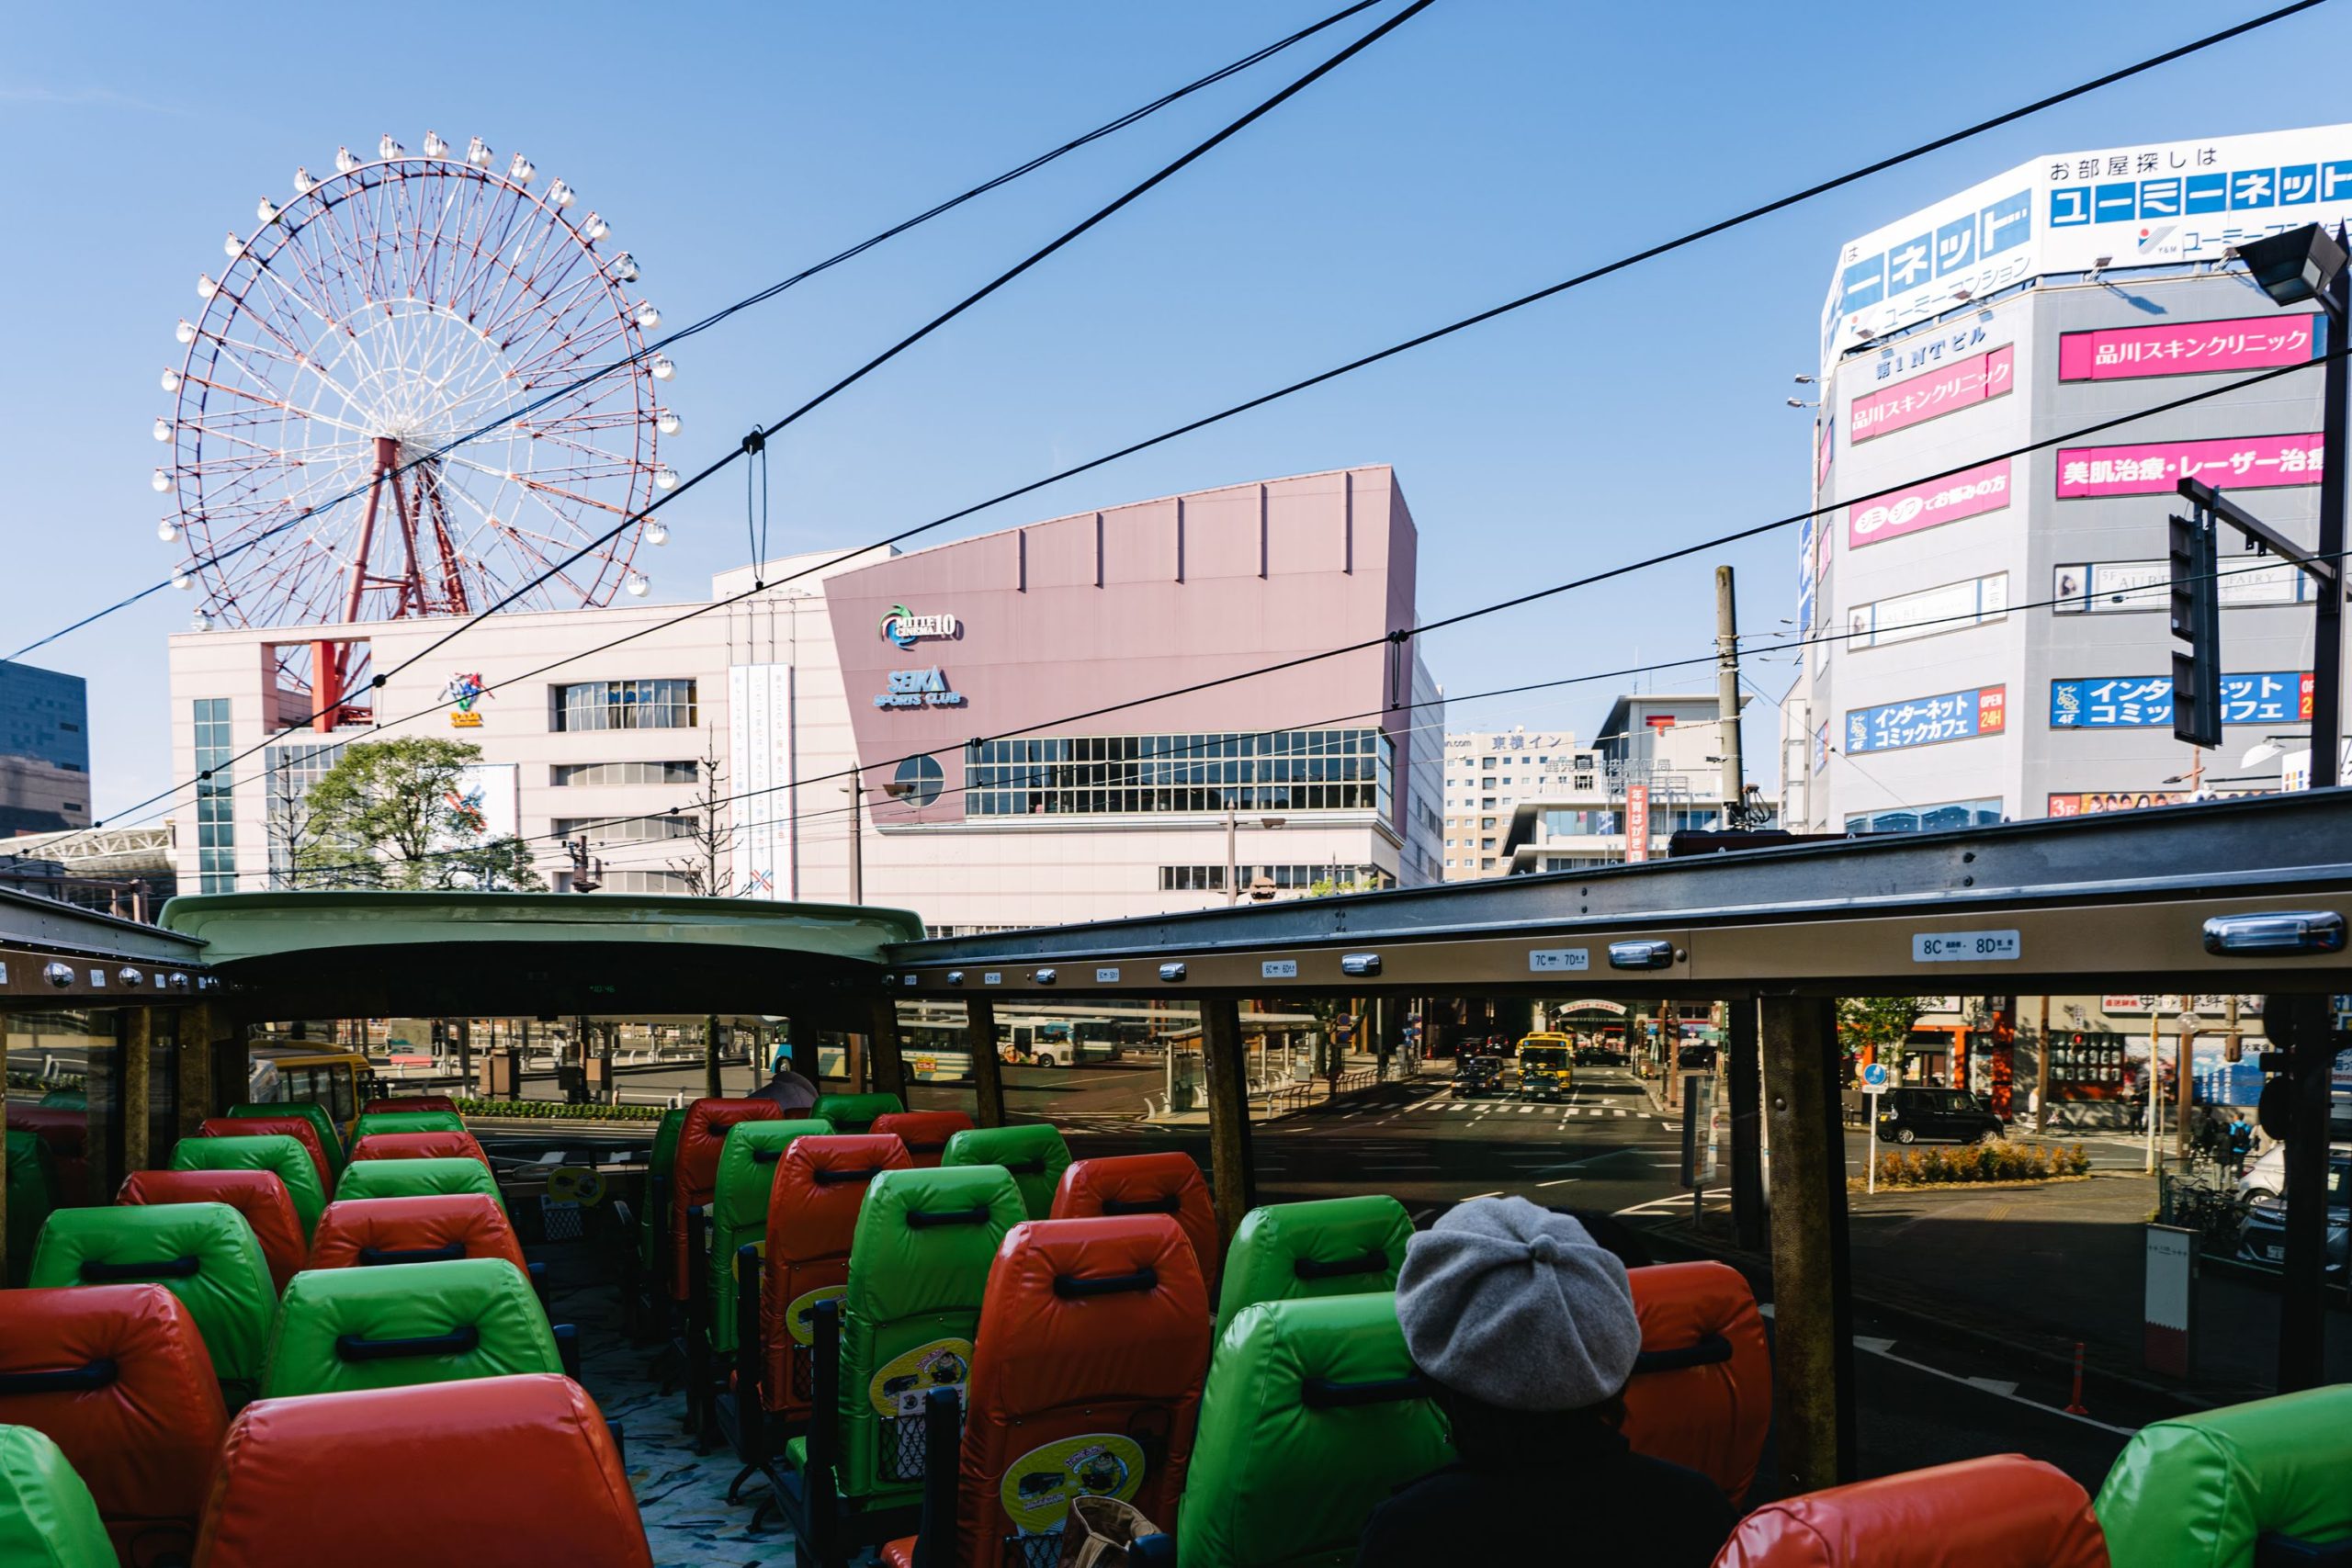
[549, 760, 698, 786]
[892, 754, 944, 808]
[551, 815, 695, 845]
[1158, 863, 1391, 893]
[264, 739, 345, 886]
[194, 698, 236, 893]
[967, 729, 1392, 818]
[549, 679, 697, 732]
[1844, 798, 2006, 834]
[1541, 807, 1623, 836]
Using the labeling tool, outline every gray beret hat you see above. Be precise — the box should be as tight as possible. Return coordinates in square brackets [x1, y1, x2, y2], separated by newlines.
[1394, 1197, 1641, 1411]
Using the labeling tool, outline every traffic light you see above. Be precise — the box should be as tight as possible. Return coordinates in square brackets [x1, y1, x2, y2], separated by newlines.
[2169, 511, 2222, 748]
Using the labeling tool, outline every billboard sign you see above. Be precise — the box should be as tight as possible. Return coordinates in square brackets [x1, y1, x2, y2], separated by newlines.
[1826, 123, 2352, 350]
[1850, 344, 2014, 443]
[2055, 433, 2323, 499]
[1845, 685, 2007, 754]
[1847, 459, 2011, 549]
[1624, 784, 1650, 864]
[2058, 312, 2324, 381]
[1847, 572, 2007, 649]
[2049, 671, 2313, 728]
[2051, 558, 2308, 614]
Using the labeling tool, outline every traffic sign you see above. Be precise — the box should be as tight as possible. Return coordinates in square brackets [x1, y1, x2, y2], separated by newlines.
[1861, 1062, 1889, 1092]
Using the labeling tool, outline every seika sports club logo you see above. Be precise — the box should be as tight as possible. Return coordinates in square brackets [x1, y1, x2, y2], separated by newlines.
[878, 604, 957, 649]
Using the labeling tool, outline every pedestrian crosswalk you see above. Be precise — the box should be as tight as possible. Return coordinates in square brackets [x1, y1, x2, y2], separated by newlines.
[1421, 1101, 1634, 1118]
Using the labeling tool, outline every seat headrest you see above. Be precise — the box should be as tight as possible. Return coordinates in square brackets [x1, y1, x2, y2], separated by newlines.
[809, 1092, 904, 1132]
[195, 1374, 650, 1567]
[867, 1111, 975, 1160]
[345, 1130, 490, 1168]
[348, 1111, 467, 1142]
[309, 1195, 526, 1277]
[25, 1205, 275, 1387]
[711, 1119, 832, 1227]
[675, 1099, 785, 1187]
[117, 1168, 308, 1293]
[2093, 1384, 2352, 1568]
[1214, 1195, 1412, 1337]
[1720, 1456, 2104, 1567]
[0, 1281, 220, 1404]
[0, 1424, 118, 1568]
[849, 1166, 1025, 1320]
[335, 1157, 503, 1212]
[940, 1125, 1072, 1217]
[361, 1097, 458, 1116]
[974, 1216, 1210, 1421]
[260, 1257, 560, 1399]
[765, 1134, 912, 1258]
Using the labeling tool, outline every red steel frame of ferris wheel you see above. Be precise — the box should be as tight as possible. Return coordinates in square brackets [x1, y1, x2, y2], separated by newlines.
[419, 461, 473, 617]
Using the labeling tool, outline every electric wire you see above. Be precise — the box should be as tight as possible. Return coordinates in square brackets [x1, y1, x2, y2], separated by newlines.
[2, 0, 1389, 667]
[100, 0, 2330, 837]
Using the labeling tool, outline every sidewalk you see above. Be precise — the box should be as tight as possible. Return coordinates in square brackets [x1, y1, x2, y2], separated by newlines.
[1641, 1169, 2352, 1407]
[1140, 1055, 1438, 1127]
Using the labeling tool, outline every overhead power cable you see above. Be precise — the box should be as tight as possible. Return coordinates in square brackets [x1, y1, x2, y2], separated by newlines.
[3, 0, 1388, 667]
[97, 0, 1434, 827]
[100, 0, 2325, 834]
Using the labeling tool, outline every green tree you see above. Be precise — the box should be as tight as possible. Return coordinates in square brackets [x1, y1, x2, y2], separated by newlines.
[294, 739, 545, 891]
[1836, 997, 1923, 1083]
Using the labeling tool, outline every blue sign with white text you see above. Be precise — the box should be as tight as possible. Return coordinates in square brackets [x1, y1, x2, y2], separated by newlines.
[2048, 671, 2310, 728]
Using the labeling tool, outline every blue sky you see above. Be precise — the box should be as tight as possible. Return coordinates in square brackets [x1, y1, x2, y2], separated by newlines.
[6, 0, 2348, 818]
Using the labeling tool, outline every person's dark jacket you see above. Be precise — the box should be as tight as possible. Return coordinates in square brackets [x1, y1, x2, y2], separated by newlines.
[1354, 1411, 1734, 1568]
[744, 1068, 818, 1114]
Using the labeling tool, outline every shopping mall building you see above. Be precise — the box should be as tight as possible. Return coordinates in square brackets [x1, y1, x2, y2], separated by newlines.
[1780, 122, 2352, 833]
[165, 466, 1445, 931]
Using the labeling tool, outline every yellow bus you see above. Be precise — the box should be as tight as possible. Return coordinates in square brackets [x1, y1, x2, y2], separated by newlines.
[246, 1041, 374, 1133]
[1515, 1032, 1575, 1101]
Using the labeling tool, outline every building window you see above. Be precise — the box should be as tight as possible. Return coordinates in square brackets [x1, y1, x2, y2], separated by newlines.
[1480, 797, 1496, 809]
[1480, 817, 1497, 829]
[1541, 807, 1622, 836]
[1158, 863, 1391, 893]
[552, 815, 696, 845]
[1480, 857, 1496, 869]
[549, 679, 697, 732]
[264, 739, 347, 885]
[549, 761, 698, 786]
[1844, 798, 2005, 834]
[892, 754, 944, 808]
[968, 729, 1392, 818]
[592, 869, 695, 893]
[194, 698, 235, 893]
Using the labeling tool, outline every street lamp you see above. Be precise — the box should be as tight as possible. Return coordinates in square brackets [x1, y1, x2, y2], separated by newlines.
[2240, 733, 2308, 770]
[2233, 223, 2348, 789]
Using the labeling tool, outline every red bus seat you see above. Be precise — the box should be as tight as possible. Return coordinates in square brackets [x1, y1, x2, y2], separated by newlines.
[1713, 1454, 2108, 1567]
[361, 1096, 459, 1116]
[344, 1128, 491, 1173]
[198, 1117, 331, 1192]
[190, 1373, 650, 1567]
[1051, 1153, 1222, 1299]
[671, 1099, 783, 1300]
[880, 1213, 1211, 1568]
[9, 1105, 91, 1202]
[307, 1194, 529, 1280]
[758, 1134, 911, 1417]
[1623, 1259, 1772, 1505]
[867, 1111, 975, 1169]
[117, 1169, 306, 1294]
[0, 1283, 228, 1568]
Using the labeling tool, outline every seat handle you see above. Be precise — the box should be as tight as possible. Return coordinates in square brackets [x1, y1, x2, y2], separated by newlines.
[1292, 1248, 1388, 1282]
[997, 1158, 1047, 1176]
[1633, 1334, 1734, 1374]
[812, 1167, 885, 1186]
[1302, 1372, 1433, 1409]
[906, 1204, 990, 1229]
[1053, 1266, 1159, 1299]
[1102, 1193, 1182, 1216]
[335, 1325, 482, 1362]
[0, 1359, 119, 1394]
[80, 1254, 200, 1281]
[356, 1241, 468, 1266]
[752, 1146, 786, 1164]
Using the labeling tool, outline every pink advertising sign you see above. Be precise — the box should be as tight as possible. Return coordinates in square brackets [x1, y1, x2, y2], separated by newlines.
[1850, 344, 2014, 443]
[2058, 313, 2323, 382]
[1846, 458, 2012, 549]
[2054, 433, 2324, 499]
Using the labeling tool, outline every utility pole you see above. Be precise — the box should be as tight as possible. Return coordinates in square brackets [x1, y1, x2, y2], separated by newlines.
[2175, 1008, 2197, 1163]
[847, 782, 864, 906]
[1715, 566, 1745, 823]
[2035, 995, 2052, 1132]
[2143, 1006, 2164, 1174]
[1225, 807, 1238, 907]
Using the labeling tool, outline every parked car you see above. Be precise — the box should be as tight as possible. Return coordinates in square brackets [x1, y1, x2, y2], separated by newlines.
[1453, 1055, 1506, 1100]
[2236, 1151, 2351, 1276]
[1874, 1087, 2004, 1145]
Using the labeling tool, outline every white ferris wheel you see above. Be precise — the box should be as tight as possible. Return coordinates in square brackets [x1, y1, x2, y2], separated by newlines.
[153, 131, 683, 724]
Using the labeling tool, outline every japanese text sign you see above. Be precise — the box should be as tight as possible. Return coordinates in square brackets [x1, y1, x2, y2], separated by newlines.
[1624, 784, 1650, 864]
[1848, 459, 2011, 549]
[2055, 434, 2323, 499]
[2058, 313, 2324, 381]
[1852, 344, 2014, 442]
[1845, 685, 2006, 754]
[2049, 671, 2312, 728]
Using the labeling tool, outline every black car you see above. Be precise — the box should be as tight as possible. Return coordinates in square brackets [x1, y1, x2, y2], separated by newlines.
[2236, 1154, 2350, 1277]
[1874, 1087, 2003, 1145]
[1453, 1055, 1506, 1099]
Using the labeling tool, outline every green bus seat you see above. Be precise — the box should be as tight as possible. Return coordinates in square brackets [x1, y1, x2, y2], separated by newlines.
[938, 1124, 1071, 1221]
[171, 1134, 328, 1240]
[706, 1120, 833, 1355]
[6, 1131, 58, 1290]
[638, 1107, 688, 1270]
[1178, 1292, 1451, 1568]
[1213, 1196, 1414, 1340]
[2094, 1385, 2352, 1567]
[261, 1255, 561, 1399]
[26, 1203, 276, 1402]
[335, 1156, 506, 1213]
[226, 1101, 345, 1175]
[810, 1094, 905, 1135]
[347, 1110, 467, 1144]
[0, 1425, 117, 1568]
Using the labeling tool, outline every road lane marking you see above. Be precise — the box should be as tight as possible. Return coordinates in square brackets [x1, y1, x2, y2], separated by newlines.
[1538, 1178, 1579, 1188]
[1463, 1190, 1503, 1200]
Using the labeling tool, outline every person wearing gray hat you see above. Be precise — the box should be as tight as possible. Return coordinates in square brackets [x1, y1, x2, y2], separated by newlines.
[1354, 1198, 1735, 1566]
